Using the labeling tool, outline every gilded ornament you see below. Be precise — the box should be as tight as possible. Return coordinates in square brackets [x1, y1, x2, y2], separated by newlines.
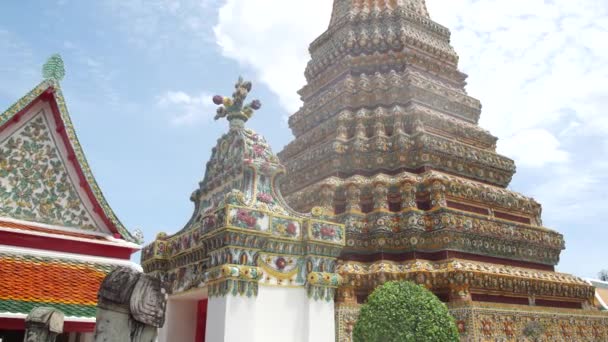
[213, 77, 261, 123]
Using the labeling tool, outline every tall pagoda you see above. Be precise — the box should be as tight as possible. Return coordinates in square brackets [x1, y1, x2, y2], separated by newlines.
[0, 55, 141, 341]
[278, 0, 608, 340]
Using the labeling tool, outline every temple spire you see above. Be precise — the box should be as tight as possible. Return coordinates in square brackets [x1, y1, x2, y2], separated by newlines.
[212, 77, 262, 128]
[329, 0, 429, 26]
[42, 54, 65, 82]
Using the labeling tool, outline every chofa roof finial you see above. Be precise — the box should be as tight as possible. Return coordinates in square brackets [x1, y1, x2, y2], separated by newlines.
[42, 54, 66, 82]
[212, 77, 262, 125]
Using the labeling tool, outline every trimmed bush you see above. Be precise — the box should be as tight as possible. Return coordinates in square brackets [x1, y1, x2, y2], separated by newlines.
[353, 281, 459, 342]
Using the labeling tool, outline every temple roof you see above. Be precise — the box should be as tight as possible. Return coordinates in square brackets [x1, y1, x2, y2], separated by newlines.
[0, 246, 141, 320]
[0, 55, 140, 243]
[183, 78, 295, 231]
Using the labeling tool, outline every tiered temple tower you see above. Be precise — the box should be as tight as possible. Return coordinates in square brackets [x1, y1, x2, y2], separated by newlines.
[278, 0, 608, 340]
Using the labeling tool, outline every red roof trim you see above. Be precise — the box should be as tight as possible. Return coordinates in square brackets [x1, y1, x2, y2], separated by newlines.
[0, 219, 108, 241]
[0, 228, 135, 259]
[0, 317, 24, 330]
[42, 90, 124, 239]
[0, 93, 42, 136]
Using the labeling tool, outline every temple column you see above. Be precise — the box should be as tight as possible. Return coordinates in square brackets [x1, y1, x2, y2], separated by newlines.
[429, 180, 447, 209]
[345, 184, 362, 213]
[336, 286, 357, 305]
[351, 112, 368, 155]
[374, 119, 386, 137]
[318, 184, 336, 215]
[400, 180, 417, 210]
[336, 113, 349, 140]
[393, 109, 405, 135]
[372, 112, 389, 152]
[448, 284, 472, 303]
[354, 110, 367, 142]
[372, 181, 389, 211]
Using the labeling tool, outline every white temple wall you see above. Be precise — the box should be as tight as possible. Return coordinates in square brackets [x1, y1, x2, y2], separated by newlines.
[254, 286, 307, 342]
[204, 286, 335, 342]
[305, 298, 336, 342]
[206, 295, 258, 341]
[159, 297, 199, 342]
[205, 297, 227, 342]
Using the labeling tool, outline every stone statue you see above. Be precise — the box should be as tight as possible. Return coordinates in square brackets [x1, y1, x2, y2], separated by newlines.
[23, 307, 64, 342]
[94, 267, 167, 342]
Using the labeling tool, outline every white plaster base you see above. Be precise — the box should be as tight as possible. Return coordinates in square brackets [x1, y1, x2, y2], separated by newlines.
[255, 286, 307, 342]
[305, 296, 336, 342]
[157, 286, 336, 342]
[205, 286, 335, 342]
[206, 294, 258, 341]
[158, 295, 200, 342]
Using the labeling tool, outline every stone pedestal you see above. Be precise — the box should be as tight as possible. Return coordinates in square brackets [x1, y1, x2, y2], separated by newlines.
[23, 307, 64, 342]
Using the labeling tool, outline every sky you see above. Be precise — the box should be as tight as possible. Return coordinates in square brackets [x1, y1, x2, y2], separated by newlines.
[0, 0, 606, 278]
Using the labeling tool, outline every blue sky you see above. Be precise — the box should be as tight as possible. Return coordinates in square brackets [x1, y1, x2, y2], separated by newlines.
[0, 0, 606, 278]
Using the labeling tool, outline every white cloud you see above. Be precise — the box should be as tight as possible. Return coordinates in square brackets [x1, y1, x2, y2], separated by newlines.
[104, 0, 221, 54]
[499, 128, 569, 168]
[211, 0, 608, 277]
[158, 90, 215, 125]
[426, 0, 608, 140]
[214, 0, 330, 111]
[57, 42, 121, 107]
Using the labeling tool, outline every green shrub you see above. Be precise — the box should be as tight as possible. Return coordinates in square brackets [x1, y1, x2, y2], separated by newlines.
[353, 281, 459, 342]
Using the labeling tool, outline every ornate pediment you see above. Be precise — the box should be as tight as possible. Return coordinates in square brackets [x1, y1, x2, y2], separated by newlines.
[0, 112, 97, 230]
[0, 55, 139, 242]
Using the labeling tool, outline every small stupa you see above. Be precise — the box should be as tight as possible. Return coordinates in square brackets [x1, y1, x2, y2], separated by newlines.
[142, 78, 345, 342]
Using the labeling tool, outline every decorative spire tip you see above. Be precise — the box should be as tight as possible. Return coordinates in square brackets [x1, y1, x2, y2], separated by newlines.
[213, 77, 261, 125]
[42, 54, 66, 82]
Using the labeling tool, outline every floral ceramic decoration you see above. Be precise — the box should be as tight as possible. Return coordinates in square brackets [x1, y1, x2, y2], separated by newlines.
[258, 253, 302, 284]
[271, 216, 300, 239]
[309, 221, 344, 244]
[0, 114, 97, 230]
[228, 207, 269, 231]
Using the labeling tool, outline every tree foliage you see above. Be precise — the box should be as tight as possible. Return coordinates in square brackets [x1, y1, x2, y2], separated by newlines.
[599, 270, 608, 281]
[353, 281, 459, 342]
